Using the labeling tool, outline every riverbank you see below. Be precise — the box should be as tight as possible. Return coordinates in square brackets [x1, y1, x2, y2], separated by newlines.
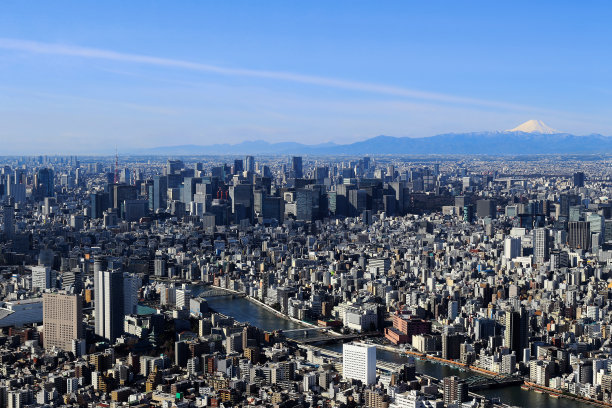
[207, 285, 327, 332]
[379, 343, 604, 407]
[523, 381, 612, 408]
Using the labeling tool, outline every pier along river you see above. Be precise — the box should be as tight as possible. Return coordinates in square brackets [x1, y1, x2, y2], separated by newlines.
[205, 295, 582, 408]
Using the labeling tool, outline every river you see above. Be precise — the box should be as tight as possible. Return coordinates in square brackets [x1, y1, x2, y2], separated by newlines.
[205, 295, 581, 408]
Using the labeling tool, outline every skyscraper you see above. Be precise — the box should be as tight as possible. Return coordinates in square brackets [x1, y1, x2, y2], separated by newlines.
[90, 192, 109, 219]
[244, 156, 255, 173]
[573, 172, 585, 188]
[123, 273, 141, 315]
[36, 168, 55, 198]
[569, 221, 590, 250]
[342, 342, 376, 385]
[533, 228, 550, 263]
[94, 270, 125, 342]
[152, 175, 168, 211]
[504, 237, 521, 259]
[504, 308, 529, 361]
[43, 292, 83, 351]
[291, 156, 303, 178]
[2, 204, 14, 239]
[476, 199, 496, 219]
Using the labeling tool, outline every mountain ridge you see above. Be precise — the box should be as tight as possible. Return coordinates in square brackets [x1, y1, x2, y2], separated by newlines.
[138, 130, 612, 155]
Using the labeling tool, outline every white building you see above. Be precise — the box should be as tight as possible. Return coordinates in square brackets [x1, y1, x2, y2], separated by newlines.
[32, 266, 56, 290]
[342, 342, 376, 385]
[503, 237, 521, 260]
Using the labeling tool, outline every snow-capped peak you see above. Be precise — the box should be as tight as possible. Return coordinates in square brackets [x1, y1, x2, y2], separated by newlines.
[507, 120, 558, 134]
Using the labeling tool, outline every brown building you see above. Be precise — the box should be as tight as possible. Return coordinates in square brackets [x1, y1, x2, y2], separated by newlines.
[43, 292, 83, 351]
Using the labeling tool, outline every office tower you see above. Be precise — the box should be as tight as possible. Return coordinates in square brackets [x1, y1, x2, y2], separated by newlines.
[175, 341, 189, 367]
[91, 192, 109, 219]
[504, 308, 529, 361]
[463, 204, 474, 223]
[43, 293, 83, 351]
[35, 168, 55, 198]
[244, 156, 255, 173]
[112, 184, 137, 209]
[335, 184, 356, 217]
[123, 273, 141, 315]
[2, 204, 14, 239]
[94, 270, 125, 342]
[573, 172, 585, 188]
[230, 184, 254, 222]
[348, 189, 367, 217]
[442, 333, 463, 360]
[388, 181, 405, 214]
[569, 205, 582, 222]
[291, 156, 303, 178]
[443, 376, 468, 405]
[32, 266, 56, 290]
[568, 221, 590, 250]
[588, 213, 605, 248]
[342, 342, 376, 385]
[504, 237, 521, 259]
[314, 166, 328, 184]
[533, 228, 550, 263]
[166, 160, 183, 175]
[62, 270, 83, 293]
[152, 175, 168, 211]
[476, 199, 496, 219]
[233, 159, 244, 174]
[154, 258, 166, 277]
[295, 188, 313, 222]
[559, 194, 580, 220]
[455, 195, 469, 208]
[119, 168, 131, 184]
[182, 177, 202, 204]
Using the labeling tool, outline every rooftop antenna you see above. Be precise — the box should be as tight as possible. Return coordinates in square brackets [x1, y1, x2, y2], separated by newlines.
[114, 147, 119, 184]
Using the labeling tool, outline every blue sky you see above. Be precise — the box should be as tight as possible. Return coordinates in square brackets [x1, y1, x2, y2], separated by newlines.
[1, 1, 611, 154]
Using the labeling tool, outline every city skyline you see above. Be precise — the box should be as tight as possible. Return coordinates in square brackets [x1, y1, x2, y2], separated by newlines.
[2, 1, 612, 153]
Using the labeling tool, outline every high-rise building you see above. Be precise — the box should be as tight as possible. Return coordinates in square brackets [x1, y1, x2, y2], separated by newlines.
[94, 270, 125, 342]
[90, 192, 109, 219]
[587, 213, 605, 248]
[504, 308, 529, 361]
[342, 342, 376, 385]
[123, 273, 141, 315]
[166, 160, 183, 175]
[32, 266, 56, 290]
[234, 159, 244, 174]
[573, 172, 585, 188]
[569, 221, 590, 250]
[442, 333, 463, 360]
[152, 176, 168, 211]
[3, 204, 14, 239]
[43, 292, 83, 351]
[443, 376, 468, 405]
[62, 270, 83, 293]
[244, 156, 255, 173]
[533, 228, 550, 263]
[230, 184, 254, 222]
[291, 156, 303, 178]
[476, 199, 496, 219]
[504, 237, 521, 259]
[35, 168, 55, 198]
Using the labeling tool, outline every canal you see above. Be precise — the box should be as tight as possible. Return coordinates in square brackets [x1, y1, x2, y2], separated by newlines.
[205, 295, 581, 408]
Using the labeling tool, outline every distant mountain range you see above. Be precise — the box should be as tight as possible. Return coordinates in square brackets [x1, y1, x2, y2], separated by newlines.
[139, 120, 612, 155]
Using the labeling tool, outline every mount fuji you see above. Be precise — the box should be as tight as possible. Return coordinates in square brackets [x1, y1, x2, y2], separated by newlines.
[507, 119, 558, 134]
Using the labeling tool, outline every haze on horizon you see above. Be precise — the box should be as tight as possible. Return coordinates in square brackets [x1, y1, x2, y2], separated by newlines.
[1, 1, 611, 155]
